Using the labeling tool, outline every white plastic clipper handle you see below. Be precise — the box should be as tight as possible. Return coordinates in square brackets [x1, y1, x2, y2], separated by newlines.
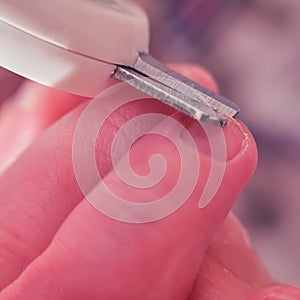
[0, 0, 149, 97]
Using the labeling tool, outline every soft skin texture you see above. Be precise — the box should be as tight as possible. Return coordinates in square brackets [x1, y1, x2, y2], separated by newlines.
[0, 65, 295, 299]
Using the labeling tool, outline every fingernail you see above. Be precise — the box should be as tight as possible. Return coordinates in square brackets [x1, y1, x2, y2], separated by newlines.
[248, 285, 300, 300]
[223, 118, 250, 161]
[179, 115, 246, 162]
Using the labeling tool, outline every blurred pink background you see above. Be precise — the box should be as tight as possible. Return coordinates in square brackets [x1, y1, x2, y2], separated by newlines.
[1, 0, 299, 286]
[137, 0, 300, 286]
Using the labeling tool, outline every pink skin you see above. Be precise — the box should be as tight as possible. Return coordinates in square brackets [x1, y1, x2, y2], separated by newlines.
[0, 65, 297, 299]
[0, 82, 87, 174]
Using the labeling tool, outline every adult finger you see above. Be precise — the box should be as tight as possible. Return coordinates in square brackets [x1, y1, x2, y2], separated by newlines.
[0, 68, 23, 104]
[248, 285, 300, 300]
[189, 213, 274, 300]
[0, 81, 86, 174]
